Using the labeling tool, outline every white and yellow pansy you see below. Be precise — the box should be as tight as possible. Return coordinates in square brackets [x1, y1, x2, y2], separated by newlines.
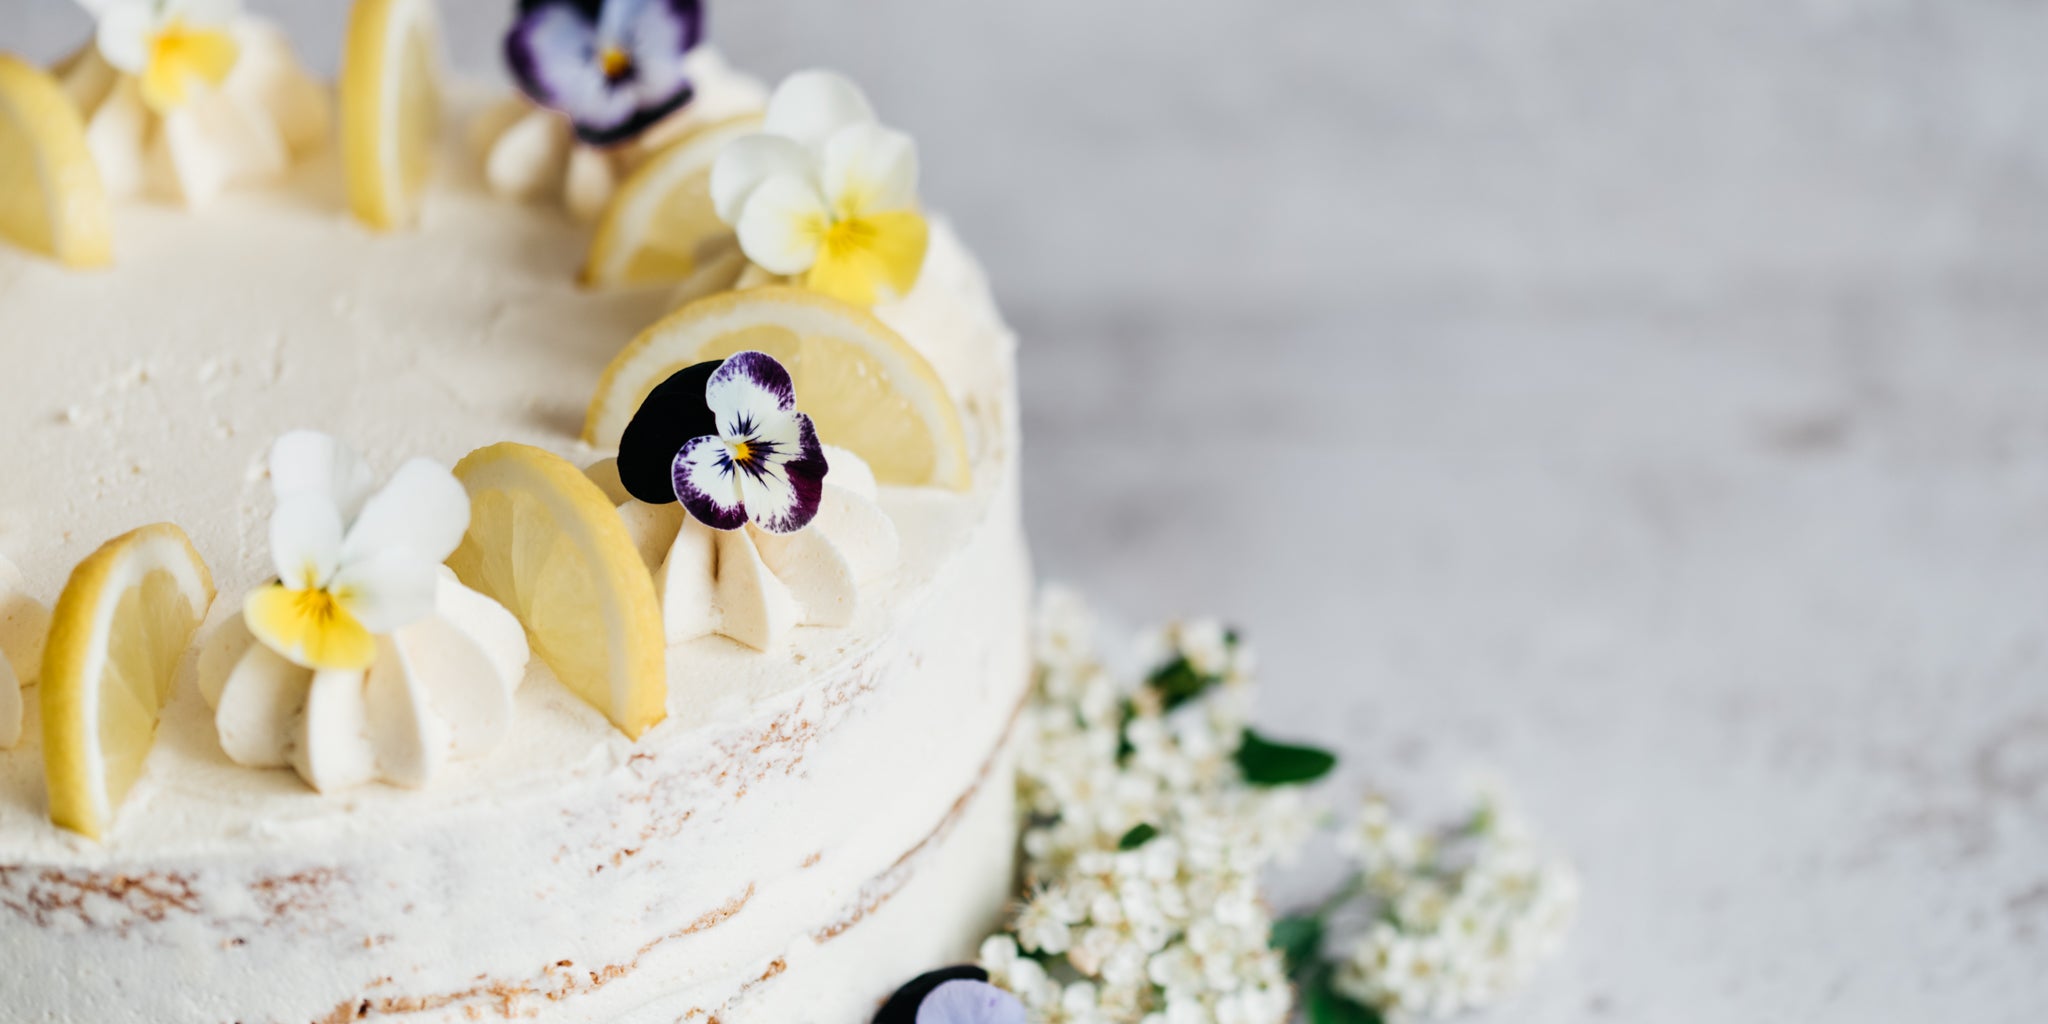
[709, 70, 930, 307]
[62, 0, 328, 206]
[204, 431, 530, 793]
[245, 431, 470, 671]
[86, 0, 243, 113]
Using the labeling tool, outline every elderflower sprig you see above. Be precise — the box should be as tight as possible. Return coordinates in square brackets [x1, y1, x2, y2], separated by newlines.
[1326, 792, 1579, 1020]
[981, 590, 1331, 1024]
[884, 589, 1575, 1024]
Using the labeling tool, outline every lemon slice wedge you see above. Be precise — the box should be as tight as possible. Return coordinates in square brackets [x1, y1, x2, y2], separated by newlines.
[42, 524, 215, 840]
[341, 0, 442, 230]
[0, 54, 112, 268]
[581, 115, 761, 290]
[584, 286, 972, 490]
[448, 443, 666, 739]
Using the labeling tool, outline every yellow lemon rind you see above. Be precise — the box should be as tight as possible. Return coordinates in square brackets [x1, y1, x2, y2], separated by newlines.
[448, 442, 667, 740]
[41, 523, 215, 841]
[580, 114, 763, 289]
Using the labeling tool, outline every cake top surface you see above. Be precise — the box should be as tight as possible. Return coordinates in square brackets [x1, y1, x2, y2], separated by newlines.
[0, 55, 1018, 860]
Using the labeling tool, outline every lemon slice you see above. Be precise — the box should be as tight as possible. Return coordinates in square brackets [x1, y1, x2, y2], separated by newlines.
[584, 287, 972, 490]
[581, 115, 761, 290]
[447, 443, 666, 739]
[341, 0, 441, 230]
[42, 524, 215, 840]
[0, 54, 112, 268]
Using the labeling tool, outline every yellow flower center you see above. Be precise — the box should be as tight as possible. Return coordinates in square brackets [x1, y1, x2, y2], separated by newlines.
[139, 18, 241, 112]
[288, 585, 347, 626]
[819, 216, 880, 263]
[730, 440, 753, 464]
[245, 581, 377, 671]
[600, 46, 633, 81]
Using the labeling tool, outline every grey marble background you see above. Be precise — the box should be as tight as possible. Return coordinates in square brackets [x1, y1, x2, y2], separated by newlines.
[12, 1, 2048, 1021]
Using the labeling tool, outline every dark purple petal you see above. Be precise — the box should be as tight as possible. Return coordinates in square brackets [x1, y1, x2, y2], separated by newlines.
[916, 981, 1027, 1024]
[617, 361, 721, 506]
[672, 435, 747, 531]
[572, 82, 695, 148]
[745, 413, 827, 534]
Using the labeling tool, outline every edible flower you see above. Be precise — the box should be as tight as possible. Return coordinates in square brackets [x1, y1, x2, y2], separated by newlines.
[873, 966, 1026, 1024]
[616, 352, 828, 534]
[84, 0, 243, 112]
[710, 70, 930, 306]
[245, 431, 470, 671]
[504, 0, 704, 147]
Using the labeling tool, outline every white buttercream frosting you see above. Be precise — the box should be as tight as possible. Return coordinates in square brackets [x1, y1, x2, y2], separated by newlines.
[592, 446, 902, 651]
[196, 568, 530, 792]
[0, 556, 50, 750]
[473, 47, 766, 221]
[56, 17, 329, 208]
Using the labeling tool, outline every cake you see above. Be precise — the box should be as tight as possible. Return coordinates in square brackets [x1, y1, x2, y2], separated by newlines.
[0, 2, 1030, 1021]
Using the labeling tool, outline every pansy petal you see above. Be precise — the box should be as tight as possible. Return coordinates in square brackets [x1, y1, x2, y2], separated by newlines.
[340, 457, 470, 565]
[95, 2, 153, 74]
[820, 123, 918, 216]
[329, 547, 439, 635]
[505, 3, 596, 108]
[762, 69, 875, 151]
[865, 208, 931, 296]
[916, 980, 1029, 1024]
[245, 583, 377, 671]
[622, 0, 702, 101]
[734, 174, 829, 275]
[617, 360, 722, 506]
[706, 350, 798, 432]
[738, 413, 826, 534]
[269, 430, 377, 522]
[172, 0, 243, 26]
[805, 208, 929, 307]
[672, 435, 748, 531]
[710, 133, 813, 224]
[269, 494, 344, 590]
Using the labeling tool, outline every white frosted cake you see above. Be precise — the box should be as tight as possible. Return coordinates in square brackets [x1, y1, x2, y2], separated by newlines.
[0, 3, 1029, 1021]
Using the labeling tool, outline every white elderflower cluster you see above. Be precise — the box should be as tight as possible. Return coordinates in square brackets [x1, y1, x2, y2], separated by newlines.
[986, 589, 1311, 1024]
[1331, 793, 1579, 1019]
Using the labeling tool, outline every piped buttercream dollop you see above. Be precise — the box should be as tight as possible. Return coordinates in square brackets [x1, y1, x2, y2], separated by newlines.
[55, 17, 329, 208]
[592, 446, 900, 651]
[471, 47, 765, 221]
[197, 569, 530, 793]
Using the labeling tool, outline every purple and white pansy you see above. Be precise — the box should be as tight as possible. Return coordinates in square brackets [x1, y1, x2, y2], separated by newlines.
[872, 966, 1026, 1024]
[504, 0, 704, 146]
[617, 351, 828, 534]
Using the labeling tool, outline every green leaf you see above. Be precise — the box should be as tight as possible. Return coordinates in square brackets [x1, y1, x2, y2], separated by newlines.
[1117, 823, 1160, 850]
[1235, 729, 1338, 787]
[1304, 966, 1385, 1024]
[1147, 655, 1217, 710]
[1115, 698, 1138, 763]
[1270, 914, 1323, 978]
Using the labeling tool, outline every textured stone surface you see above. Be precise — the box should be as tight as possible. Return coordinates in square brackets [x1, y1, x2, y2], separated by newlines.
[12, 1, 2048, 1020]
